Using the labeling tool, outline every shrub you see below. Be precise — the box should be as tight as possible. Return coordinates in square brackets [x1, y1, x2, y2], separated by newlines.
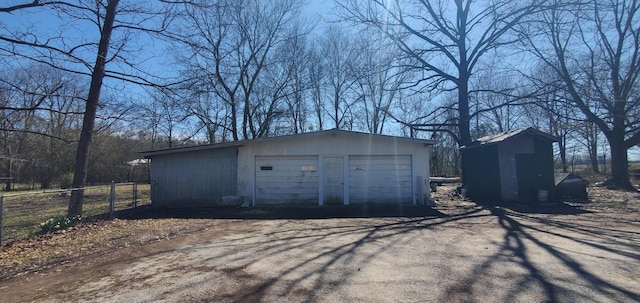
[40, 215, 81, 233]
[60, 172, 74, 189]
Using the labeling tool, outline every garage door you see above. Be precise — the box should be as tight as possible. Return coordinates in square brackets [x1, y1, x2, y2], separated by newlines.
[255, 156, 319, 205]
[349, 155, 412, 204]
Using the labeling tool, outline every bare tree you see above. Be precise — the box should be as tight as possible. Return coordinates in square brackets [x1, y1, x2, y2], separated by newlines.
[350, 31, 407, 134]
[276, 23, 314, 134]
[521, 62, 582, 173]
[523, 0, 640, 189]
[1, 1, 174, 215]
[171, 0, 303, 141]
[0, 65, 74, 191]
[142, 88, 189, 148]
[307, 45, 326, 131]
[338, 0, 549, 145]
[320, 25, 360, 130]
[470, 71, 525, 136]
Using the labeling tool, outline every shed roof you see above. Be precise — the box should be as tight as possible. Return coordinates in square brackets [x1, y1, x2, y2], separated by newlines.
[554, 173, 589, 186]
[463, 127, 558, 149]
[139, 129, 437, 158]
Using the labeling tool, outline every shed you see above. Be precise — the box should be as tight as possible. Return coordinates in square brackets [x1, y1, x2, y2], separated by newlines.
[140, 130, 436, 208]
[555, 173, 588, 201]
[461, 127, 558, 204]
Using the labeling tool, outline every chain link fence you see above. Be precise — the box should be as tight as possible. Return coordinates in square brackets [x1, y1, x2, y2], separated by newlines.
[0, 182, 151, 245]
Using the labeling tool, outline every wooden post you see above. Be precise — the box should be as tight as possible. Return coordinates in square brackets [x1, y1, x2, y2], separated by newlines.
[133, 183, 137, 208]
[0, 196, 4, 246]
[109, 181, 115, 220]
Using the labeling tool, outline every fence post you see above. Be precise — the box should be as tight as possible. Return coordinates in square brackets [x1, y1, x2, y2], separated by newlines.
[0, 196, 4, 246]
[133, 182, 137, 208]
[109, 181, 116, 220]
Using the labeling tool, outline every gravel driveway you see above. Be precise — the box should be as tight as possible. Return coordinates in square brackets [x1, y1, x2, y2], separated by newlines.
[2, 204, 639, 303]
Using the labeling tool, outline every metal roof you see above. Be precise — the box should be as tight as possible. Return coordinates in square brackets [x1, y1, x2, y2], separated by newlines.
[554, 173, 589, 186]
[139, 129, 437, 158]
[463, 127, 558, 149]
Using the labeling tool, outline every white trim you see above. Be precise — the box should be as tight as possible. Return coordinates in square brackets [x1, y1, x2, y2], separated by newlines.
[411, 155, 416, 205]
[252, 155, 256, 206]
[343, 155, 349, 205]
[318, 155, 324, 206]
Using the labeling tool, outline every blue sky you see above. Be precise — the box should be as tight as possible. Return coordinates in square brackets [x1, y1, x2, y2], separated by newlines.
[2, 0, 639, 160]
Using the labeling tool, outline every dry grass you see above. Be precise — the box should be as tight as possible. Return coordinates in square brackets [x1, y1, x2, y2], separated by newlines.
[585, 186, 640, 212]
[1, 184, 150, 241]
[0, 217, 215, 281]
[430, 182, 640, 212]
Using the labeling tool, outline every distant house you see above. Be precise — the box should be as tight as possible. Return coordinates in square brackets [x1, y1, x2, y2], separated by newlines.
[140, 130, 436, 208]
[461, 127, 558, 204]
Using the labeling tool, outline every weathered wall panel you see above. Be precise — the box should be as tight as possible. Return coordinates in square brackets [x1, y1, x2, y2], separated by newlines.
[150, 147, 238, 207]
[461, 145, 501, 202]
[255, 156, 319, 205]
[498, 136, 534, 202]
[349, 155, 412, 204]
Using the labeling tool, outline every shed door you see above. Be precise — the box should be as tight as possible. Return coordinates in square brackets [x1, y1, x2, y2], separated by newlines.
[349, 155, 412, 204]
[323, 156, 344, 205]
[516, 154, 542, 203]
[255, 156, 319, 205]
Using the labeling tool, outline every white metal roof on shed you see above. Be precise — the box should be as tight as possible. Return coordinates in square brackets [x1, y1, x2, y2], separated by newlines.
[140, 129, 437, 158]
[462, 127, 559, 149]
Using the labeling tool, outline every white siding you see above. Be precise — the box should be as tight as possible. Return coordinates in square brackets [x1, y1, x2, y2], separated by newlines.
[349, 155, 412, 204]
[255, 156, 319, 205]
[236, 131, 432, 205]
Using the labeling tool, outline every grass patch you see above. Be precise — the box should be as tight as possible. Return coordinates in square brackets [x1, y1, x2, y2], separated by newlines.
[0, 217, 217, 281]
[1, 184, 150, 242]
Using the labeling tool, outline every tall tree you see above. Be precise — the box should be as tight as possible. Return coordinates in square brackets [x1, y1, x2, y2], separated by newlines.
[172, 0, 303, 141]
[523, 0, 640, 189]
[338, 0, 549, 145]
[0, 65, 84, 189]
[275, 23, 313, 134]
[307, 45, 326, 131]
[321, 25, 359, 130]
[69, 0, 119, 216]
[522, 63, 581, 173]
[1, 1, 173, 214]
[351, 30, 406, 134]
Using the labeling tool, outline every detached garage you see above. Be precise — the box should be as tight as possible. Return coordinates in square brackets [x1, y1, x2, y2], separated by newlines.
[141, 130, 436, 207]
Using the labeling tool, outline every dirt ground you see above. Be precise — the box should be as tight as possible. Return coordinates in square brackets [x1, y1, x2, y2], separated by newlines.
[1, 185, 639, 302]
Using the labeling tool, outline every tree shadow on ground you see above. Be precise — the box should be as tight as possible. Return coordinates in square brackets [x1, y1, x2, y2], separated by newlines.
[159, 206, 489, 302]
[476, 201, 592, 215]
[442, 206, 640, 302]
[117, 204, 448, 220]
[114, 203, 638, 302]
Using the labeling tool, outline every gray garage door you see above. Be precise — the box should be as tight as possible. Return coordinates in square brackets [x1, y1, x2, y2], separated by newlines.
[255, 156, 319, 205]
[349, 155, 412, 204]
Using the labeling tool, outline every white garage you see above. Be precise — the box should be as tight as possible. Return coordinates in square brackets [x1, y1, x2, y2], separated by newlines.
[348, 155, 413, 204]
[142, 129, 436, 208]
[255, 156, 319, 205]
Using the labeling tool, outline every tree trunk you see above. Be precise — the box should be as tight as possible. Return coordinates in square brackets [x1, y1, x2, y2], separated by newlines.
[608, 134, 633, 190]
[589, 143, 599, 174]
[559, 135, 568, 173]
[588, 124, 599, 173]
[68, 0, 119, 217]
[4, 159, 10, 191]
[230, 100, 239, 141]
[458, 74, 471, 146]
